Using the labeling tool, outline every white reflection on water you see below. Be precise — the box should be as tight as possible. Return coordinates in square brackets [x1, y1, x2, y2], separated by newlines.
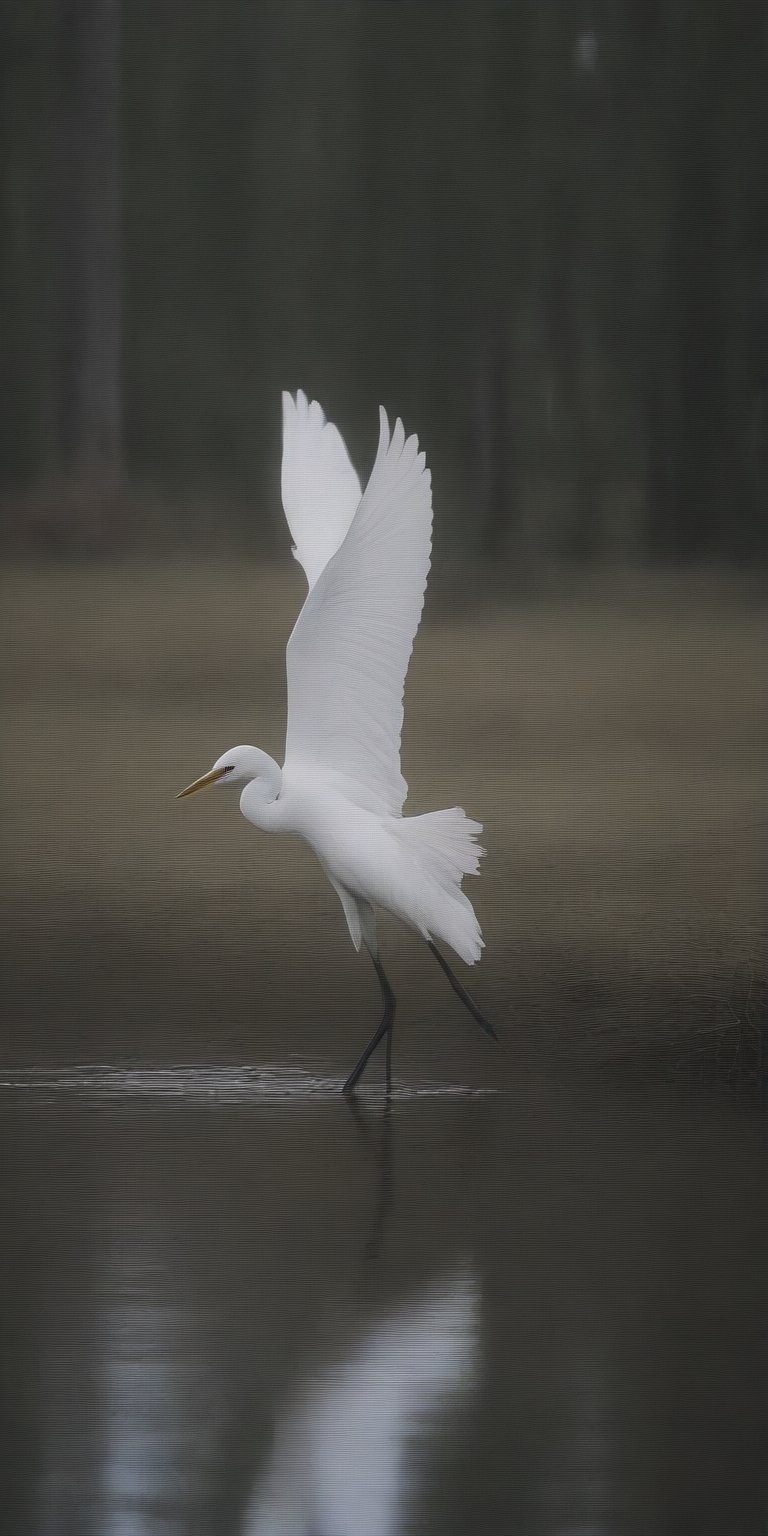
[0, 1063, 495, 1103]
[36, 1225, 219, 1535]
[245, 1265, 480, 1536]
[97, 1296, 207, 1523]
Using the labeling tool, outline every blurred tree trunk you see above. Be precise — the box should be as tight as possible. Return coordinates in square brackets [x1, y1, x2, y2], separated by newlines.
[474, 315, 514, 563]
[637, 0, 765, 562]
[666, 10, 724, 562]
[465, 2, 531, 569]
[56, 0, 122, 485]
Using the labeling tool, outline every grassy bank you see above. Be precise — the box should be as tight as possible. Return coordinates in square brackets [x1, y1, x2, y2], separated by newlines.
[1, 561, 765, 1086]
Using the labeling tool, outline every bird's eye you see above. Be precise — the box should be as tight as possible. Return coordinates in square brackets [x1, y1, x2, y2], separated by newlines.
[224, 765, 235, 773]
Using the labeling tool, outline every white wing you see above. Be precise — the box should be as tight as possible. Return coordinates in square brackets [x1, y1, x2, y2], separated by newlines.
[284, 408, 432, 815]
[281, 390, 363, 589]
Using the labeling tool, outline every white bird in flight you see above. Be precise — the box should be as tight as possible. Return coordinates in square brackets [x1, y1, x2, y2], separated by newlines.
[178, 391, 495, 1092]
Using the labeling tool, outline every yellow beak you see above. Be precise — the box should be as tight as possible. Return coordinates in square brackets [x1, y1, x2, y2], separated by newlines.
[176, 766, 228, 799]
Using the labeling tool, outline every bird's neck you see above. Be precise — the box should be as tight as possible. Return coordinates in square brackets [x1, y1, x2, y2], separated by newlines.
[239, 751, 283, 831]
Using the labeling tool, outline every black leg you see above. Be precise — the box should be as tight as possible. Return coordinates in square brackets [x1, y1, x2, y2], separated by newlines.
[346, 1098, 394, 1283]
[342, 952, 396, 1096]
[427, 940, 498, 1041]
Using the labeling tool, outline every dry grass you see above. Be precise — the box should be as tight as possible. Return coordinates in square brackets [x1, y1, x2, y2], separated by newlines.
[1, 560, 765, 1082]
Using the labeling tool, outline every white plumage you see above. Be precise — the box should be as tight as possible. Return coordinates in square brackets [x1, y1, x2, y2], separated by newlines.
[281, 389, 362, 589]
[178, 392, 494, 1091]
[285, 397, 430, 817]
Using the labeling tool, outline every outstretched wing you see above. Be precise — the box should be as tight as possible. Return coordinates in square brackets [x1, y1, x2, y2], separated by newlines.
[284, 409, 432, 815]
[281, 390, 362, 590]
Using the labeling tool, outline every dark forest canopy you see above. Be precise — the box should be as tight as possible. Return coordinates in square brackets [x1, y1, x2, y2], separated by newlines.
[2, 0, 767, 563]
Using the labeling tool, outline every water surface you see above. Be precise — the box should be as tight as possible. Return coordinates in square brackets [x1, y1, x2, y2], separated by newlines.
[1, 1063, 766, 1534]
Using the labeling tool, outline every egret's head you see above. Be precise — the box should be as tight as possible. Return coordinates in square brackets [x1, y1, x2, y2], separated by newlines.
[176, 745, 264, 798]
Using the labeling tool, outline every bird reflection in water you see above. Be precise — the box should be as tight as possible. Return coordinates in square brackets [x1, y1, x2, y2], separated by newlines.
[23, 1100, 481, 1535]
[244, 1261, 480, 1536]
[247, 1102, 480, 1534]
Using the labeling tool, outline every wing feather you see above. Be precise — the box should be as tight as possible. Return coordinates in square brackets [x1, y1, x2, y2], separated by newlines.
[284, 408, 432, 814]
[280, 390, 362, 589]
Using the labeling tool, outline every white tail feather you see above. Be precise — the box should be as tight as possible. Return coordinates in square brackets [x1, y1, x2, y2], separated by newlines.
[392, 808, 485, 964]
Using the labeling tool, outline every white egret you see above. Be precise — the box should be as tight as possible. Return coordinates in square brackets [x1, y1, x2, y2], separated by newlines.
[178, 391, 495, 1093]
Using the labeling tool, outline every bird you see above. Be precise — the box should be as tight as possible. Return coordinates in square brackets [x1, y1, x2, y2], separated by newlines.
[177, 390, 495, 1093]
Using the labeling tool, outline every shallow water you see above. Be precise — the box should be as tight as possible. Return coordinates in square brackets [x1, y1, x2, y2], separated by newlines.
[1, 1061, 766, 1535]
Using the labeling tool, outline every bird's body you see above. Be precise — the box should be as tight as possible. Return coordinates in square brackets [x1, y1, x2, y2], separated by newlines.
[240, 763, 483, 966]
[178, 391, 494, 1090]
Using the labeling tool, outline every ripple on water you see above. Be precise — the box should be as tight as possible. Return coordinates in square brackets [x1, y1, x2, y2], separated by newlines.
[0, 1063, 497, 1104]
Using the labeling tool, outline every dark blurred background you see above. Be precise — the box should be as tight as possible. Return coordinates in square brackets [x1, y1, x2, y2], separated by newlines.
[3, 0, 768, 566]
[0, 0, 766, 1080]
